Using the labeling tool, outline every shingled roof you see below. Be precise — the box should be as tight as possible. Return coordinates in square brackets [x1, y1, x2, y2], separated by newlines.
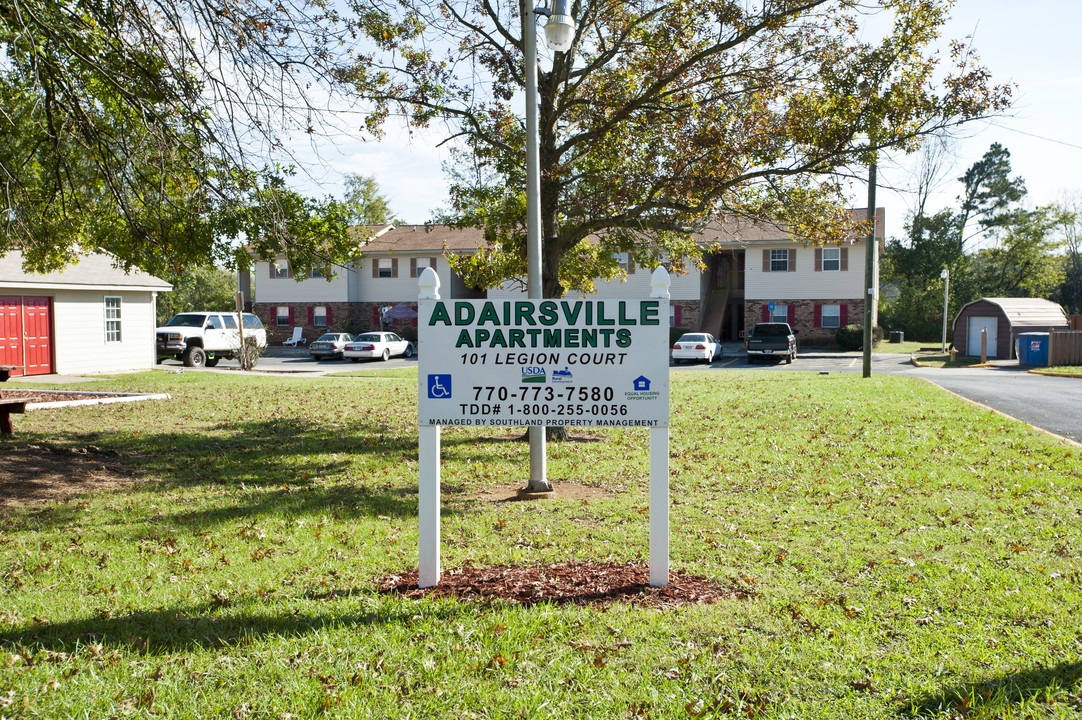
[693, 208, 885, 246]
[0, 251, 172, 291]
[357, 224, 488, 253]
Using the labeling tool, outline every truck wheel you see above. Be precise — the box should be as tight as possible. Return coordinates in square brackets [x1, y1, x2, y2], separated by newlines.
[204, 356, 220, 367]
[183, 346, 206, 368]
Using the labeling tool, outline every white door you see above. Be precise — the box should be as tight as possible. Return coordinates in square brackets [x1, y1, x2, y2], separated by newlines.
[967, 316, 998, 357]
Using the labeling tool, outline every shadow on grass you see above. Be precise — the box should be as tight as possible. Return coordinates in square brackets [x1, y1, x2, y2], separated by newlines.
[4, 415, 537, 531]
[0, 592, 463, 654]
[898, 661, 1082, 718]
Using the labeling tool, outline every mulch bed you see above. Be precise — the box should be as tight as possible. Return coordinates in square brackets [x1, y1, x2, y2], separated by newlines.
[377, 561, 746, 609]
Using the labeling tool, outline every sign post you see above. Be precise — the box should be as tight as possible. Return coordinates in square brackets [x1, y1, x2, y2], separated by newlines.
[417, 267, 672, 587]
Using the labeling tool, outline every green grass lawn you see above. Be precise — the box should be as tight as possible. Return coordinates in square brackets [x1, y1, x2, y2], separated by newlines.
[1, 370, 1080, 719]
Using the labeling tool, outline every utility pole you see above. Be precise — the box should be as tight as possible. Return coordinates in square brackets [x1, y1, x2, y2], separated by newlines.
[862, 150, 877, 379]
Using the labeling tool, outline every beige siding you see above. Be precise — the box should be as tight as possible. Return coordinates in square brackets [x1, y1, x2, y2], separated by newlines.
[255, 260, 349, 303]
[745, 244, 865, 300]
[487, 264, 698, 301]
[353, 256, 453, 303]
[53, 290, 158, 374]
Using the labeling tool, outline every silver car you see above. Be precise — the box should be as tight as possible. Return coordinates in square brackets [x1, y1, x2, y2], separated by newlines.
[309, 333, 354, 360]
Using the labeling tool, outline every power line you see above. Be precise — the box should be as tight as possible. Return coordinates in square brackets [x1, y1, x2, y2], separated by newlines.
[987, 121, 1082, 151]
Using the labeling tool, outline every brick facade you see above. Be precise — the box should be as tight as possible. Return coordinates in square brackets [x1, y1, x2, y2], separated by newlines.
[745, 298, 865, 346]
[671, 300, 701, 333]
[254, 301, 420, 344]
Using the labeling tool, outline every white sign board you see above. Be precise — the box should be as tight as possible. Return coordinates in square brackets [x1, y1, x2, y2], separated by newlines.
[418, 299, 669, 428]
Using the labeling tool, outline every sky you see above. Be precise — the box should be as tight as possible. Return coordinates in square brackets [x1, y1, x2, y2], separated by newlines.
[288, 0, 1082, 243]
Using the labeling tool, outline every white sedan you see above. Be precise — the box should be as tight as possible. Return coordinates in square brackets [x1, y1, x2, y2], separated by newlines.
[343, 331, 415, 362]
[671, 333, 721, 364]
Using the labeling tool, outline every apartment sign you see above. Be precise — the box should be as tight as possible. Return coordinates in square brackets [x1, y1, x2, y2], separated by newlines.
[418, 299, 669, 428]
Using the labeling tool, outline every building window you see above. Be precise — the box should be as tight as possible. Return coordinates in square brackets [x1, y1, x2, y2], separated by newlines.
[310, 267, 327, 279]
[272, 262, 290, 279]
[377, 258, 394, 278]
[613, 252, 629, 272]
[821, 304, 841, 328]
[104, 296, 122, 343]
[313, 306, 328, 327]
[771, 303, 788, 324]
[770, 249, 789, 272]
[822, 247, 841, 272]
[276, 306, 291, 326]
[413, 257, 432, 278]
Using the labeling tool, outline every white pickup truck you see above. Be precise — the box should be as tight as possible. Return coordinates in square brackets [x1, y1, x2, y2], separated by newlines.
[156, 312, 267, 367]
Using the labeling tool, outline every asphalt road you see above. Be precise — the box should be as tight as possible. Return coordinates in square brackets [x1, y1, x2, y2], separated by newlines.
[191, 347, 1082, 446]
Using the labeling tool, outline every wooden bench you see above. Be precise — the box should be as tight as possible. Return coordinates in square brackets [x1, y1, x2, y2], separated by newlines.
[0, 397, 31, 435]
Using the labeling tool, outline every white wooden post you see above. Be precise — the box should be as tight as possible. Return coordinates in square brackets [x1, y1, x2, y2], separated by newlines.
[418, 268, 441, 588]
[649, 267, 671, 587]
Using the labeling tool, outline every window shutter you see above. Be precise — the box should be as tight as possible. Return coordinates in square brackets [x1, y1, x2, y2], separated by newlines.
[787, 305, 795, 324]
[373, 306, 380, 326]
[307, 306, 313, 325]
[761, 304, 769, 322]
[814, 248, 822, 272]
[628, 257, 635, 275]
[372, 260, 378, 278]
[762, 249, 770, 272]
[410, 258, 417, 277]
[840, 248, 848, 271]
[674, 305, 682, 327]
[431, 257, 438, 272]
[269, 263, 275, 279]
[391, 258, 399, 278]
[813, 304, 822, 328]
[326, 307, 333, 325]
[840, 303, 849, 326]
[287, 307, 294, 324]
[788, 249, 796, 272]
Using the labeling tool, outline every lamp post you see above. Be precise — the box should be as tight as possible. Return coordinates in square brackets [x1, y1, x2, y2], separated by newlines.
[940, 267, 950, 352]
[523, 0, 574, 493]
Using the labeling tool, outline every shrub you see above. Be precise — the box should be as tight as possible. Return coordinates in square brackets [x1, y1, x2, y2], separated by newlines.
[836, 324, 883, 351]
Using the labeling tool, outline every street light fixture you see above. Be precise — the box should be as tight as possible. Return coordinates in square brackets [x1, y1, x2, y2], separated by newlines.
[523, 0, 575, 493]
[940, 267, 950, 353]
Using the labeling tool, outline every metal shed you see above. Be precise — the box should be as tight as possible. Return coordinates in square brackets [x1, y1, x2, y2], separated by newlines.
[951, 298, 1069, 358]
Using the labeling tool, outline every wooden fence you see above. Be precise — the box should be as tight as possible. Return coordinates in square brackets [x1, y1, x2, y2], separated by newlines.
[1049, 330, 1082, 366]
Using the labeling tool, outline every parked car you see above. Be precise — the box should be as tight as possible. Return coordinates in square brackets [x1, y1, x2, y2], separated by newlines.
[671, 333, 721, 364]
[309, 333, 354, 360]
[745, 322, 797, 364]
[343, 331, 415, 362]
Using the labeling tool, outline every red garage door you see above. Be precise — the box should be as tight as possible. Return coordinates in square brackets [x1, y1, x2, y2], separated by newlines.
[0, 296, 54, 376]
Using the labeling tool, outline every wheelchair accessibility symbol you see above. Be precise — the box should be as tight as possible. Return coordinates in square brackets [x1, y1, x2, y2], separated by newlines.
[427, 374, 452, 399]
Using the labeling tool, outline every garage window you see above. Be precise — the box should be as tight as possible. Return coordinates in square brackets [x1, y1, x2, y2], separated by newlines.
[104, 296, 122, 342]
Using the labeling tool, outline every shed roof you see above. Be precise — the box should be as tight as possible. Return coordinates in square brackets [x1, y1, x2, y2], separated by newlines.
[959, 298, 1068, 329]
[0, 251, 172, 292]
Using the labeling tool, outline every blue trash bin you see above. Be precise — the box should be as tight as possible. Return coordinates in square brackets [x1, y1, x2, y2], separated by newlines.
[1016, 332, 1049, 366]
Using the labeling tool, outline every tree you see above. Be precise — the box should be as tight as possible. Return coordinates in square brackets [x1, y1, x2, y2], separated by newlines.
[972, 206, 1064, 299]
[341, 0, 1010, 297]
[956, 142, 1027, 251]
[156, 266, 239, 326]
[343, 174, 400, 225]
[1, 0, 366, 277]
[1052, 201, 1082, 315]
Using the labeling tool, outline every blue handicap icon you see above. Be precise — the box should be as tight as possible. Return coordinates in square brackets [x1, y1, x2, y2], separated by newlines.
[427, 374, 452, 399]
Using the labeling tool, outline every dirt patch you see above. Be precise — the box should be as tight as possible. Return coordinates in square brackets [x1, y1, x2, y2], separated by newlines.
[378, 561, 746, 609]
[0, 444, 136, 507]
[471, 480, 612, 503]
